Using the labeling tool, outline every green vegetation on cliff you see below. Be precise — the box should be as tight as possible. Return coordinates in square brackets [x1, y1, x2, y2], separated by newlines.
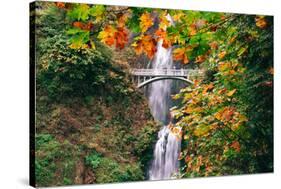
[34, 2, 159, 187]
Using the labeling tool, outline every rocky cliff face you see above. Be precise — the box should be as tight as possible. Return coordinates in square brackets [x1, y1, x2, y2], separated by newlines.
[35, 70, 160, 187]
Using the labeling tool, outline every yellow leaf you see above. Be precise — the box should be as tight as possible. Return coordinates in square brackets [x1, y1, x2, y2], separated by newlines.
[227, 89, 237, 97]
[172, 12, 184, 22]
[159, 14, 171, 30]
[170, 33, 186, 45]
[90, 40, 96, 49]
[139, 12, 154, 33]
[218, 62, 231, 72]
[218, 51, 226, 59]
[194, 125, 210, 137]
[214, 111, 222, 121]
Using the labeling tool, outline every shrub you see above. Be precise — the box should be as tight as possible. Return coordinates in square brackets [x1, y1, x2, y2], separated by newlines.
[85, 151, 144, 183]
[35, 134, 80, 186]
[36, 3, 130, 101]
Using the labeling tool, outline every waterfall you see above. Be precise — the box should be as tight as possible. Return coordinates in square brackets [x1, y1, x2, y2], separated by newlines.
[147, 15, 181, 180]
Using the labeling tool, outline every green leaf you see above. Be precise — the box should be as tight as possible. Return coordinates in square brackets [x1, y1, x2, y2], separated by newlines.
[89, 5, 105, 19]
[127, 18, 141, 33]
[69, 30, 90, 49]
[237, 47, 247, 57]
[67, 4, 90, 21]
[66, 28, 85, 35]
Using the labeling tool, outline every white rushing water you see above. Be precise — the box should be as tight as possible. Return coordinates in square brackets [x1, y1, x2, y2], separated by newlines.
[147, 16, 181, 179]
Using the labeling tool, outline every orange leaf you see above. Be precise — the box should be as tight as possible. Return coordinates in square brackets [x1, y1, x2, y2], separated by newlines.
[114, 27, 128, 49]
[255, 16, 267, 29]
[173, 47, 190, 64]
[73, 21, 93, 31]
[202, 83, 214, 94]
[221, 107, 235, 121]
[98, 25, 117, 46]
[189, 23, 197, 36]
[229, 36, 237, 44]
[215, 107, 235, 122]
[195, 55, 206, 63]
[218, 51, 226, 59]
[218, 88, 227, 94]
[133, 35, 157, 59]
[209, 41, 218, 50]
[73, 21, 84, 28]
[117, 13, 129, 28]
[155, 29, 171, 48]
[230, 141, 241, 152]
[55, 2, 65, 8]
[98, 25, 128, 49]
[185, 155, 191, 163]
[139, 12, 154, 33]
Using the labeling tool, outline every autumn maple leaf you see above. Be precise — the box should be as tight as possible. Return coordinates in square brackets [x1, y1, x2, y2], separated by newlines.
[218, 51, 227, 59]
[202, 83, 214, 95]
[173, 47, 191, 64]
[98, 25, 128, 49]
[230, 141, 241, 152]
[114, 27, 128, 49]
[139, 12, 154, 33]
[155, 29, 171, 48]
[98, 25, 116, 46]
[195, 55, 206, 64]
[209, 41, 218, 50]
[159, 13, 170, 30]
[189, 23, 197, 36]
[73, 21, 93, 31]
[132, 34, 157, 59]
[55, 2, 65, 8]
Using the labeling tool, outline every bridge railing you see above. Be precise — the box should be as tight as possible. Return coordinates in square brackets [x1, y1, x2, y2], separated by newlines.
[130, 68, 203, 77]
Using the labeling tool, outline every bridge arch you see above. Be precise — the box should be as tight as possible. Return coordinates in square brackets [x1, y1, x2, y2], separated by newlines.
[137, 76, 193, 88]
